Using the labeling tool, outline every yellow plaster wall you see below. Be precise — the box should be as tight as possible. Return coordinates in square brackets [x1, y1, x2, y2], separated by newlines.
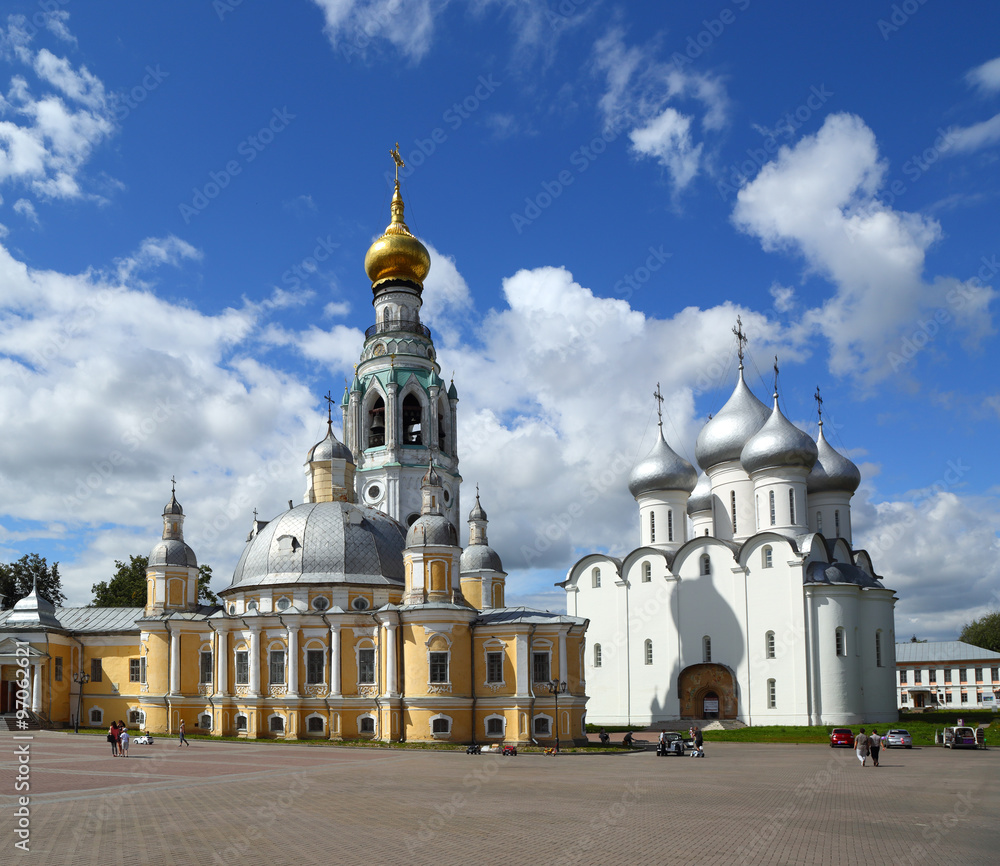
[459, 576, 482, 610]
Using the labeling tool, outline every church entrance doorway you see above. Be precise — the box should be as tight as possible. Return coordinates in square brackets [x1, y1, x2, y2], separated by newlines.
[678, 664, 737, 719]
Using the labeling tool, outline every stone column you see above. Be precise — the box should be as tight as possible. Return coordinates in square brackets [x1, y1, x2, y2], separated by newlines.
[215, 627, 229, 696]
[169, 629, 181, 695]
[287, 624, 299, 698]
[31, 662, 42, 713]
[329, 624, 341, 696]
[249, 627, 261, 697]
[559, 631, 568, 688]
[384, 623, 397, 697]
[428, 385, 440, 455]
[515, 633, 530, 697]
[386, 383, 399, 458]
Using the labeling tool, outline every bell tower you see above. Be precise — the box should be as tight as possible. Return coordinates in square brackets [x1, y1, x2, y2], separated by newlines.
[344, 145, 461, 533]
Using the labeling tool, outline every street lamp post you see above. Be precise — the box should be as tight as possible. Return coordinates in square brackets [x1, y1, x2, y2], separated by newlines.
[545, 679, 568, 751]
[72, 671, 90, 733]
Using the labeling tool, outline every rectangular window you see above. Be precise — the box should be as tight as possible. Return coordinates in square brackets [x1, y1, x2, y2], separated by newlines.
[269, 650, 285, 684]
[532, 652, 550, 683]
[429, 652, 449, 684]
[899, 670, 907, 685]
[236, 715, 248, 730]
[667, 509, 673, 542]
[945, 669, 952, 684]
[54, 657, 63, 682]
[835, 630, 845, 657]
[731, 491, 737, 533]
[129, 658, 143, 683]
[901, 693, 907, 703]
[961, 669, 968, 684]
[767, 679, 776, 709]
[975, 668, 983, 682]
[649, 512, 655, 543]
[358, 648, 376, 684]
[200, 651, 213, 684]
[486, 717, 503, 736]
[235, 650, 249, 685]
[486, 651, 503, 684]
[914, 670, 922, 684]
[91, 658, 102, 683]
[945, 691, 952, 703]
[961, 691, 968, 703]
[929, 670, 937, 684]
[992, 668, 999, 681]
[788, 488, 795, 524]
[306, 649, 325, 685]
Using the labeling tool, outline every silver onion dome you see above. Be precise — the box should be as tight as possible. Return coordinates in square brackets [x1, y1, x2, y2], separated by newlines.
[229, 501, 405, 588]
[740, 398, 818, 475]
[307, 423, 354, 464]
[149, 538, 198, 568]
[807, 423, 861, 494]
[686, 472, 713, 515]
[469, 495, 487, 522]
[163, 491, 183, 515]
[695, 368, 771, 471]
[628, 428, 698, 497]
[406, 513, 458, 547]
[461, 544, 503, 573]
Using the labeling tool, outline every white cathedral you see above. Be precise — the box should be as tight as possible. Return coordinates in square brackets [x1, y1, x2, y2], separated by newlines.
[562, 335, 899, 727]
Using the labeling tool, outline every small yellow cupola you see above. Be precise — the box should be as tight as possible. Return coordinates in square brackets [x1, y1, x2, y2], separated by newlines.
[145, 479, 200, 614]
[402, 462, 466, 605]
[304, 394, 356, 504]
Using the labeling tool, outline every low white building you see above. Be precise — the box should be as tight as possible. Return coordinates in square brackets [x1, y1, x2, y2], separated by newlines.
[895, 641, 1000, 710]
[562, 347, 899, 727]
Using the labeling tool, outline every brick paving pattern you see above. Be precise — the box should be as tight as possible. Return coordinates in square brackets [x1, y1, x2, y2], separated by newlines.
[1, 732, 997, 865]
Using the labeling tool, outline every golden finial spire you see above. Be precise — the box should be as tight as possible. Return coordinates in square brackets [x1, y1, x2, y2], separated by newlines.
[390, 142, 405, 185]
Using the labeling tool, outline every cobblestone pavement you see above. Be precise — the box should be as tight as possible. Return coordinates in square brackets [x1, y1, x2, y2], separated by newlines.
[1, 732, 997, 865]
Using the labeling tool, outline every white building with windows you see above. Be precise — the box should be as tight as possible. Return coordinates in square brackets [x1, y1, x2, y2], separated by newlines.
[895, 641, 1000, 711]
[562, 350, 899, 727]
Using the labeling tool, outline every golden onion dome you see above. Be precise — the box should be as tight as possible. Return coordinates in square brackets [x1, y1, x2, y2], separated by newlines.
[364, 181, 431, 289]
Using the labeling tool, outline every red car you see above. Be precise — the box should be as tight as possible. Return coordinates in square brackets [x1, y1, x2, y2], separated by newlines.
[830, 728, 853, 748]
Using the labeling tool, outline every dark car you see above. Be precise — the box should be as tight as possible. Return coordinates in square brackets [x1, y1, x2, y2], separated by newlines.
[884, 729, 912, 749]
[656, 731, 687, 756]
[830, 727, 853, 748]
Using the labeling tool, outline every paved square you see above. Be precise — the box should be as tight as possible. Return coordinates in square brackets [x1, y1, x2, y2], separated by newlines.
[1, 732, 997, 865]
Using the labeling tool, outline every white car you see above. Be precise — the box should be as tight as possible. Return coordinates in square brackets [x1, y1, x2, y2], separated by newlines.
[132, 734, 154, 745]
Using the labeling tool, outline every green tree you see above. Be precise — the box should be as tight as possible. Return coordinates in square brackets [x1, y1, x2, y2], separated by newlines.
[91, 555, 148, 607]
[91, 556, 218, 607]
[959, 611, 1000, 654]
[0, 554, 66, 610]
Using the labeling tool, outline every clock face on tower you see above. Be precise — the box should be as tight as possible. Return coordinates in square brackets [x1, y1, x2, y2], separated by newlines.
[372, 343, 386, 356]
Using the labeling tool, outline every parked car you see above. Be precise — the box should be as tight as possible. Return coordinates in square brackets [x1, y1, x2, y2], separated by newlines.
[884, 729, 912, 749]
[656, 732, 687, 756]
[830, 727, 853, 748]
[943, 726, 977, 749]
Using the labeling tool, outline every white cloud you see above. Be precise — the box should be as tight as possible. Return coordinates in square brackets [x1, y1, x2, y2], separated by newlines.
[324, 300, 351, 318]
[592, 27, 728, 193]
[310, 0, 445, 62]
[732, 112, 995, 382]
[965, 55, 1000, 96]
[42, 11, 76, 45]
[945, 112, 1000, 154]
[12, 197, 37, 224]
[114, 235, 201, 283]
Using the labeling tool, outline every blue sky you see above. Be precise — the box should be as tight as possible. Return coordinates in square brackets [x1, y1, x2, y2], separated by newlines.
[1, 1, 999, 640]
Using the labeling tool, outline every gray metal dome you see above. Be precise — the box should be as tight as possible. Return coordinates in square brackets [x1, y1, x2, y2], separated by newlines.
[687, 472, 713, 515]
[306, 424, 354, 464]
[695, 368, 771, 471]
[149, 538, 198, 568]
[460, 544, 504, 573]
[406, 513, 458, 547]
[228, 501, 405, 588]
[469, 494, 487, 522]
[741, 398, 818, 475]
[628, 428, 697, 497]
[807, 424, 861, 494]
[163, 491, 183, 515]
[804, 561, 881, 588]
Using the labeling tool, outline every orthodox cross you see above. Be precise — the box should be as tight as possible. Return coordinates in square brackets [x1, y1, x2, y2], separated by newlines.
[390, 143, 405, 183]
[814, 386, 824, 425]
[653, 382, 664, 429]
[732, 316, 748, 366]
[253, 508, 258, 522]
[170, 475, 176, 495]
[773, 356, 780, 396]
[323, 390, 334, 423]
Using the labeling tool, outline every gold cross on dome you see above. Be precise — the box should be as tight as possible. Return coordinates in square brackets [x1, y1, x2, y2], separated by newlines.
[390, 143, 405, 183]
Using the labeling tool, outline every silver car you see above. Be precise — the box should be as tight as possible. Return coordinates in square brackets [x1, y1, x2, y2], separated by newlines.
[884, 728, 912, 749]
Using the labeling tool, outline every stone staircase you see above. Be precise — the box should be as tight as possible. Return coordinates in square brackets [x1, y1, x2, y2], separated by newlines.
[2, 712, 44, 732]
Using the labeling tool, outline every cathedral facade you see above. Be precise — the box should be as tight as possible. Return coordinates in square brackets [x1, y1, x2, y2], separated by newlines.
[0, 173, 589, 746]
[562, 350, 899, 727]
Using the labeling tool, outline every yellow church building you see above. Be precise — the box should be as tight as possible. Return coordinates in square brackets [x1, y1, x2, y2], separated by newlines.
[0, 164, 590, 746]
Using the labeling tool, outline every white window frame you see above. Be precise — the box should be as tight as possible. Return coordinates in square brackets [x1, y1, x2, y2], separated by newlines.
[593, 643, 602, 668]
[305, 713, 326, 734]
[484, 642, 505, 686]
[484, 714, 506, 738]
[358, 713, 377, 736]
[765, 631, 775, 659]
[267, 712, 286, 734]
[89, 706, 104, 725]
[356, 642, 377, 686]
[767, 678, 776, 709]
[533, 713, 552, 736]
[762, 546, 773, 569]
[429, 713, 453, 739]
[703, 636, 712, 663]
[428, 649, 451, 685]
[592, 567, 601, 588]
[235, 713, 248, 732]
[644, 639, 653, 666]
[198, 712, 213, 731]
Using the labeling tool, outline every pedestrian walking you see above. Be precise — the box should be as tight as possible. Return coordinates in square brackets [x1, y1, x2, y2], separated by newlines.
[869, 729, 881, 767]
[178, 719, 190, 747]
[854, 727, 870, 767]
[119, 727, 130, 757]
[108, 721, 119, 757]
[691, 725, 705, 757]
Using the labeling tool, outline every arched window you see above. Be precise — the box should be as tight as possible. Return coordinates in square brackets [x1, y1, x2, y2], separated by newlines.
[703, 636, 712, 663]
[836, 627, 846, 657]
[402, 394, 422, 445]
[762, 546, 773, 569]
[730, 490, 737, 534]
[592, 567, 601, 588]
[765, 631, 775, 659]
[642, 561, 651, 583]
[788, 488, 796, 524]
[769, 490, 776, 526]
[875, 630, 883, 667]
[834, 509, 841, 537]
[368, 396, 385, 447]
[767, 678, 776, 709]
[816, 511, 823, 533]
[700, 554, 711, 576]
[644, 639, 653, 665]
[667, 509, 674, 542]
[650, 511, 655, 543]
[593, 644, 602, 668]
